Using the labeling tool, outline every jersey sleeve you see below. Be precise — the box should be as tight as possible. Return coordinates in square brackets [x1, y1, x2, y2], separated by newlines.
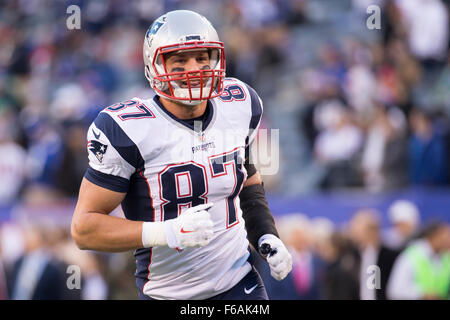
[244, 84, 264, 148]
[240, 83, 264, 164]
[84, 111, 143, 193]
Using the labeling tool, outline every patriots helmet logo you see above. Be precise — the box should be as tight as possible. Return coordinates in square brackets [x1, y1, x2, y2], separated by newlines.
[147, 21, 164, 38]
[88, 140, 108, 163]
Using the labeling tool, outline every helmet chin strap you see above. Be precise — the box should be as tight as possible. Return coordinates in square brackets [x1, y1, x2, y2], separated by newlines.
[160, 89, 204, 106]
[169, 96, 202, 107]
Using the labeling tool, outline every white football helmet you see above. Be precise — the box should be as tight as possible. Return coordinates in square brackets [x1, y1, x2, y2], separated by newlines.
[143, 10, 226, 106]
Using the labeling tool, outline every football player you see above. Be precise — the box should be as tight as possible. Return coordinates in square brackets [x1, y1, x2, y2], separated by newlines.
[71, 10, 292, 300]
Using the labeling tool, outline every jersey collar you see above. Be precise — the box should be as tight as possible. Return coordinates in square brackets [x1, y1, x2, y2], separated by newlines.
[152, 95, 215, 134]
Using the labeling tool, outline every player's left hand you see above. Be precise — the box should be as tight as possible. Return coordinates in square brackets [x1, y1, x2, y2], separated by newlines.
[258, 234, 292, 281]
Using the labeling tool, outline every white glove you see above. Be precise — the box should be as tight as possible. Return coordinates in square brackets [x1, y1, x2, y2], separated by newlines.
[258, 234, 292, 281]
[164, 203, 214, 250]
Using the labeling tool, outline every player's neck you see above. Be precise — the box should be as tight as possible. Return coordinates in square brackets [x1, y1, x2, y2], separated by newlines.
[159, 97, 208, 120]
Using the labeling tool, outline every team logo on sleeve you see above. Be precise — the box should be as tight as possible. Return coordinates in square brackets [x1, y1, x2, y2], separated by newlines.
[88, 140, 108, 163]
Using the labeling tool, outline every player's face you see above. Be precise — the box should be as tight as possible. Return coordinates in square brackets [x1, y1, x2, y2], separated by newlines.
[164, 50, 211, 89]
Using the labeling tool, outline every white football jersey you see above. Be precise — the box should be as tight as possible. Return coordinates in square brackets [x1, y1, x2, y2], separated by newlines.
[85, 78, 263, 299]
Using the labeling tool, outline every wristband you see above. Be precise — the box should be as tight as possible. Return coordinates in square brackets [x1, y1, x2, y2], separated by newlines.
[142, 221, 167, 248]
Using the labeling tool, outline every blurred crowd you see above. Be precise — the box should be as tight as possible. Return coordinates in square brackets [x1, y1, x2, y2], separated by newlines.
[0, 211, 137, 299]
[0, 198, 448, 300]
[0, 0, 449, 300]
[1, 0, 449, 203]
[255, 200, 450, 300]
[294, 0, 450, 193]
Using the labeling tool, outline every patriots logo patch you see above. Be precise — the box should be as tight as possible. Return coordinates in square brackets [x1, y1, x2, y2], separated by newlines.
[88, 140, 108, 163]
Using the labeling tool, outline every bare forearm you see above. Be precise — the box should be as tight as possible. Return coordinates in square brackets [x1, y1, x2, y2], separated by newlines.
[71, 210, 144, 252]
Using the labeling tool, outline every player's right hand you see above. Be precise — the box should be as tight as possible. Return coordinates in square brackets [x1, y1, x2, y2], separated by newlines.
[164, 203, 214, 250]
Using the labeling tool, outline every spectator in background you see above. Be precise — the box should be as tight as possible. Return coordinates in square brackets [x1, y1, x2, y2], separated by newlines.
[349, 209, 401, 300]
[21, 116, 65, 204]
[317, 44, 347, 86]
[361, 104, 408, 192]
[343, 40, 378, 121]
[387, 221, 450, 300]
[322, 231, 360, 300]
[7, 221, 66, 300]
[54, 230, 108, 300]
[104, 252, 138, 300]
[53, 120, 89, 197]
[0, 109, 28, 205]
[235, 0, 282, 30]
[313, 100, 364, 189]
[283, 0, 308, 26]
[408, 108, 448, 186]
[383, 199, 420, 250]
[395, 0, 449, 79]
[381, 39, 421, 111]
[300, 69, 346, 150]
[221, 28, 257, 86]
[310, 216, 335, 263]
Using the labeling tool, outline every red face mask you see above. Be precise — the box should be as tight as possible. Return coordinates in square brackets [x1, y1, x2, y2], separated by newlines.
[152, 41, 226, 103]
